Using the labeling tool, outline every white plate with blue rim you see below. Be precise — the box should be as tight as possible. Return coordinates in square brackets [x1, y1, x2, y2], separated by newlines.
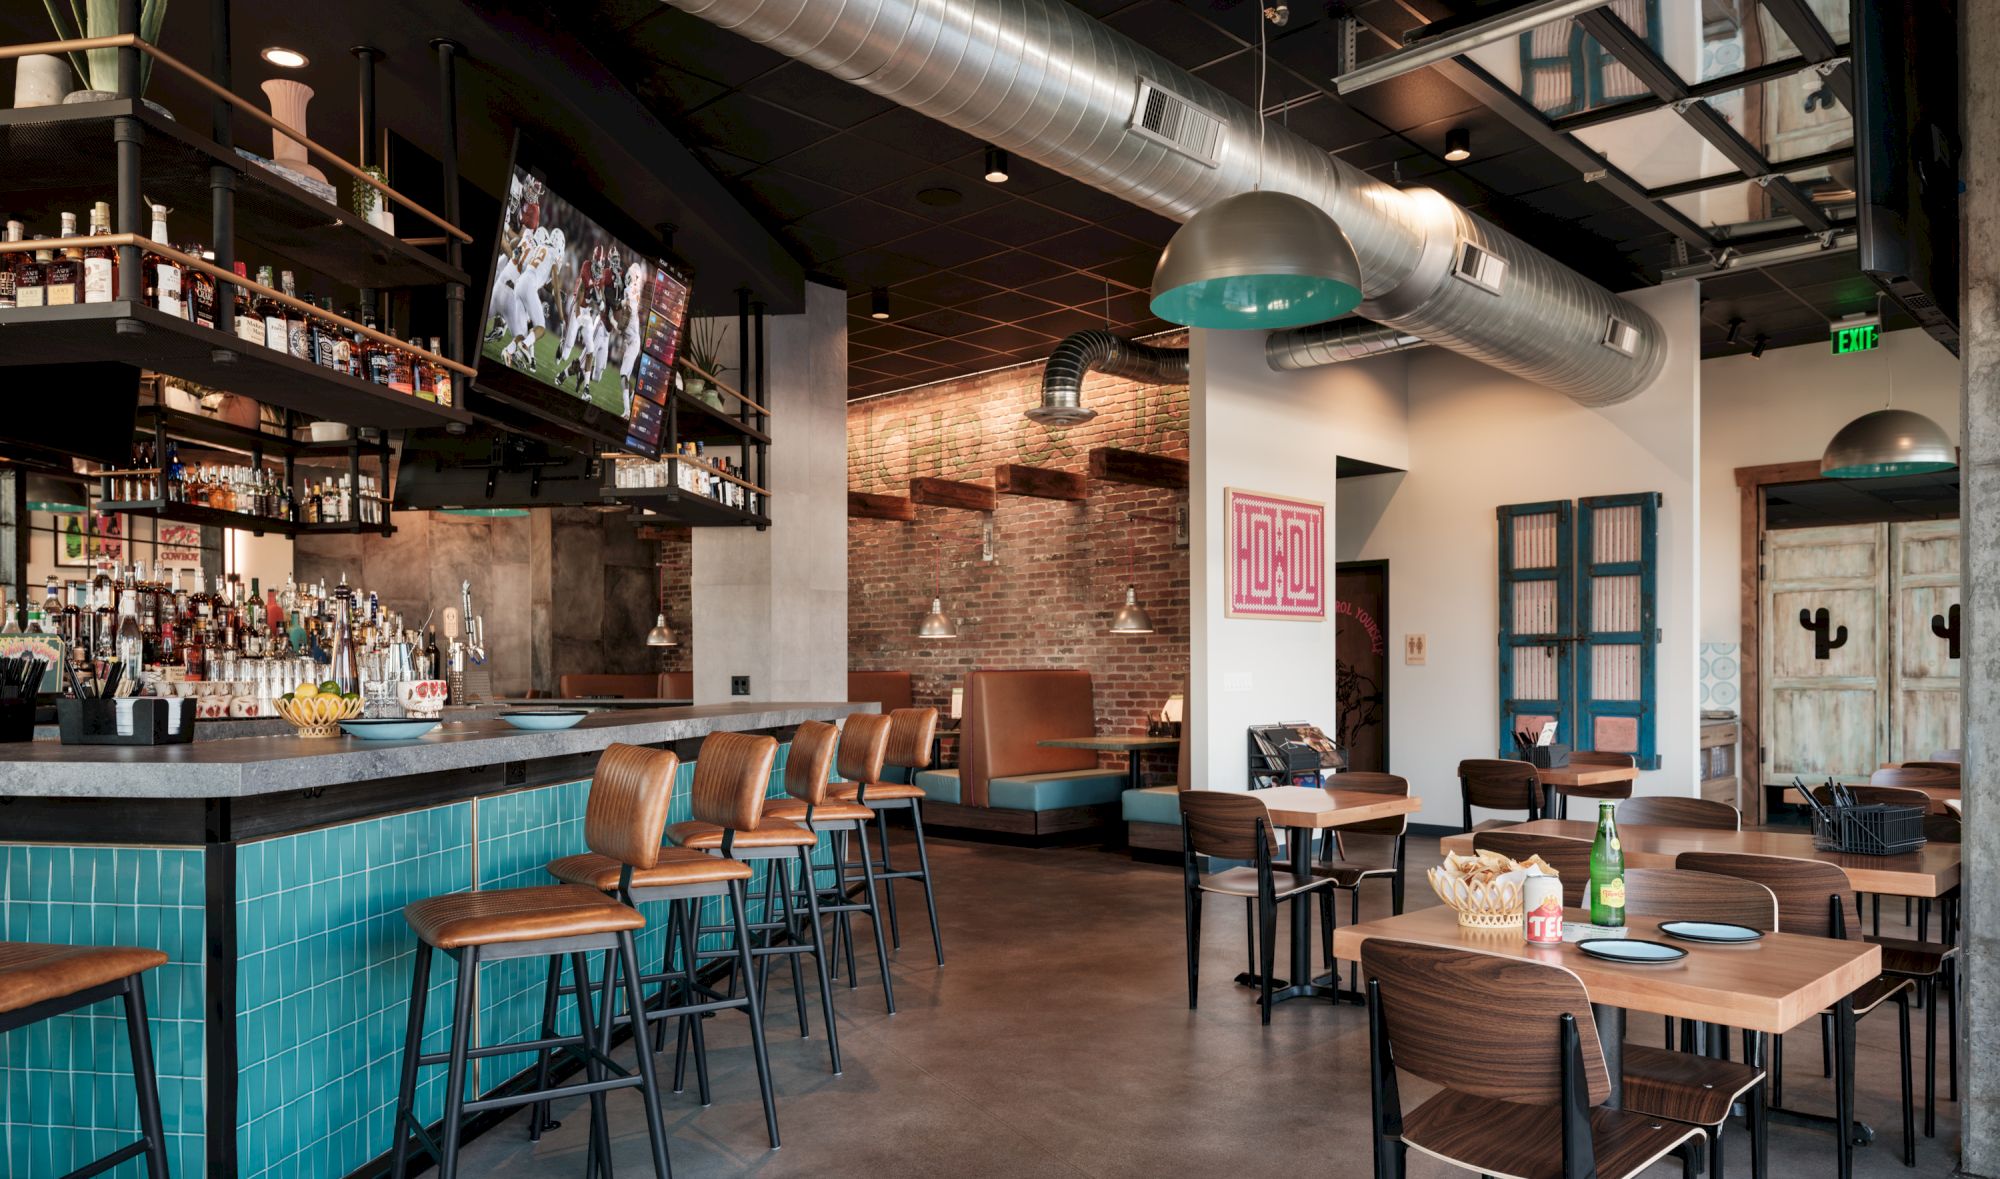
[1576, 938, 1688, 964]
[1659, 921, 1763, 944]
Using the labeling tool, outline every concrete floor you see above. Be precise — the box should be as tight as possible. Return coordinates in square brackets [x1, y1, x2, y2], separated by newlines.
[455, 831, 1961, 1178]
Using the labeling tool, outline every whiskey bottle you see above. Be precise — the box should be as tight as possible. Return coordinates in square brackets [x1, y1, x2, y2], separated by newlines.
[15, 238, 50, 308]
[45, 213, 81, 305]
[231, 262, 264, 347]
[255, 265, 287, 352]
[312, 295, 343, 372]
[145, 206, 183, 318]
[385, 331, 416, 394]
[361, 307, 394, 386]
[0, 220, 23, 309]
[82, 201, 115, 304]
[277, 273, 309, 358]
[187, 246, 217, 328]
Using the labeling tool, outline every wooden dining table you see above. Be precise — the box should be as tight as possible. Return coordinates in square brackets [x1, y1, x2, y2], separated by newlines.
[1442, 819, 1960, 899]
[1036, 734, 1180, 793]
[1239, 786, 1421, 1008]
[1534, 762, 1638, 817]
[1334, 905, 1883, 1176]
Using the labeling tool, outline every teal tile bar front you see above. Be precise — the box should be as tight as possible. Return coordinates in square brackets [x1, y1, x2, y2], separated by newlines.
[0, 702, 867, 1178]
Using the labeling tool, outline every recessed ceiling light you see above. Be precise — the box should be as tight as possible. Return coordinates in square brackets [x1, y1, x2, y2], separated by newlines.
[1443, 126, 1471, 162]
[261, 47, 309, 69]
[870, 287, 891, 320]
[983, 144, 1009, 183]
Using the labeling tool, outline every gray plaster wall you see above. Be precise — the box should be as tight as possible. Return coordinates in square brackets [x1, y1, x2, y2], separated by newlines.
[693, 281, 849, 704]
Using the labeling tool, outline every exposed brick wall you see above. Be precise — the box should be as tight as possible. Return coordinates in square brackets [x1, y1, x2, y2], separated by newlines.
[654, 527, 692, 676]
[848, 340, 1189, 780]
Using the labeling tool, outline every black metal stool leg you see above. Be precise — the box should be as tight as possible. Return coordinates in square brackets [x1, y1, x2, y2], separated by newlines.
[615, 930, 676, 1179]
[120, 973, 169, 1179]
[389, 942, 433, 1178]
[857, 818, 897, 1013]
[876, 802, 903, 948]
[437, 946, 479, 1179]
[774, 855, 809, 1035]
[910, 803, 945, 964]
[575, 951, 615, 1179]
[1925, 976, 1938, 1136]
[797, 844, 843, 1074]
[728, 877, 780, 1148]
[529, 954, 562, 1139]
[835, 831, 859, 988]
[1898, 992, 1915, 1167]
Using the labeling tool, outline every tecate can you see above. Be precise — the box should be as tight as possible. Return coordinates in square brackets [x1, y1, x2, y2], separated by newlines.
[1522, 874, 1565, 945]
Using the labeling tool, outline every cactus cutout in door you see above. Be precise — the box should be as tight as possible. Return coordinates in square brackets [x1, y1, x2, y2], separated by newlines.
[1798, 606, 1848, 661]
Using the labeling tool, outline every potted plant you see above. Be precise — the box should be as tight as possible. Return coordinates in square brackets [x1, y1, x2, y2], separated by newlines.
[352, 167, 393, 232]
[44, 0, 172, 104]
[682, 317, 729, 409]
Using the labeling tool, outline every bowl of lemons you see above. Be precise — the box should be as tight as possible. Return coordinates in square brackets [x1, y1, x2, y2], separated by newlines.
[275, 681, 366, 738]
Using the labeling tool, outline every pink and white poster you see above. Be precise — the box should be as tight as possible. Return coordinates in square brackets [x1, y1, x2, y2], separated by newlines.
[1226, 488, 1325, 621]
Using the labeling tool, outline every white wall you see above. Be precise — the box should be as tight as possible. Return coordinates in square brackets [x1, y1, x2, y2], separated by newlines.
[1699, 327, 1960, 645]
[1187, 327, 1408, 790]
[1339, 283, 1703, 824]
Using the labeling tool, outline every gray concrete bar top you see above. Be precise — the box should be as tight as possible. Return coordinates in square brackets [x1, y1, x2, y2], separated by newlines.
[0, 702, 869, 799]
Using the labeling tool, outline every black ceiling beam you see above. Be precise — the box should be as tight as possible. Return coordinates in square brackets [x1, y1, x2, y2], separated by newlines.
[1574, 10, 1685, 100]
[1757, 0, 1854, 111]
[1551, 51, 1848, 132]
[1648, 147, 1854, 199]
[1431, 55, 1713, 249]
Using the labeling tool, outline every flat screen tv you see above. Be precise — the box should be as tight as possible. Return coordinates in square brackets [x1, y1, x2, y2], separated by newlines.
[1852, 0, 1960, 353]
[471, 137, 694, 457]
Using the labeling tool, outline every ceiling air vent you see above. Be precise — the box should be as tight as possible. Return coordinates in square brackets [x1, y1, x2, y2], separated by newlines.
[1451, 240, 1507, 295]
[1130, 79, 1224, 167]
[1603, 316, 1640, 357]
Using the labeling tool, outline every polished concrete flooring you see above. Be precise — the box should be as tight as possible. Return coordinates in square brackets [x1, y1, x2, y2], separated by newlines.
[455, 831, 1961, 1178]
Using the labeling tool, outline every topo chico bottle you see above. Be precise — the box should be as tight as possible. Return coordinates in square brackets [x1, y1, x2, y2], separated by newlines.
[1588, 801, 1626, 927]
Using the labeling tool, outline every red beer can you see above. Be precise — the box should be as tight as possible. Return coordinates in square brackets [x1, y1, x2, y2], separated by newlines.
[1523, 874, 1565, 945]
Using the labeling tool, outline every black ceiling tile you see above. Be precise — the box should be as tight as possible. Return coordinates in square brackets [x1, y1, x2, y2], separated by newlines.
[868, 168, 1014, 224]
[936, 149, 1072, 195]
[1099, 205, 1179, 246]
[851, 321, 942, 352]
[1019, 270, 1127, 307]
[770, 134, 933, 197]
[621, 8, 790, 87]
[829, 248, 935, 289]
[1029, 224, 1154, 271]
[851, 351, 940, 378]
[682, 93, 833, 163]
[960, 288, 1066, 324]
[880, 224, 1008, 270]
[890, 269, 1009, 306]
[847, 107, 985, 165]
[1025, 179, 1150, 224]
[1335, 69, 1484, 136]
[1458, 150, 1583, 199]
[957, 247, 1075, 290]
[1698, 268, 1783, 301]
[945, 198, 1087, 248]
[1102, 1, 1243, 70]
[694, 146, 761, 179]
[897, 305, 1007, 339]
[751, 61, 901, 129]
[1122, 316, 1182, 339]
[1090, 250, 1160, 291]
[1070, 0, 1146, 13]
[1018, 307, 1114, 340]
[780, 223, 846, 265]
[629, 67, 730, 115]
[960, 323, 1061, 353]
[1271, 94, 1392, 154]
[1102, 289, 1159, 324]
[1788, 276, 1893, 318]
[848, 288, 939, 320]
[1190, 51, 1260, 109]
[1335, 137, 1420, 172]
[898, 336, 1006, 365]
[1771, 249, 1880, 289]
[736, 166, 854, 225]
[793, 198, 935, 254]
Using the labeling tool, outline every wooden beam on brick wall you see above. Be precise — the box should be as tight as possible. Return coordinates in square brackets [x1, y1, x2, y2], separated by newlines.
[848, 491, 917, 521]
[1089, 447, 1189, 489]
[994, 463, 1088, 502]
[909, 477, 997, 512]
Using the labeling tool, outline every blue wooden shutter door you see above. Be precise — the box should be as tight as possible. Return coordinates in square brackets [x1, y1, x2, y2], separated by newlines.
[1576, 493, 1662, 769]
[1497, 501, 1575, 756]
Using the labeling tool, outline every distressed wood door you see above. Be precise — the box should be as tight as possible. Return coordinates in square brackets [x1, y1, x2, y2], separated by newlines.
[1889, 520, 1961, 761]
[1761, 523, 1889, 785]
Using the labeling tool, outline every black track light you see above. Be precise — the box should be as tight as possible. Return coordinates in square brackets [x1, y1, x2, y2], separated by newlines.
[870, 287, 890, 320]
[983, 144, 1009, 183]
[1751, 334, 1768, 359]
[1443, 126, 1471, 162]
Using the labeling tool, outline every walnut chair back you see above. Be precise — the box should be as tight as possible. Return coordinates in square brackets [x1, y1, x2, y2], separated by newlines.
[1458, 758, 1541, 826]
[1616, 795, 1740, 831]
[689, 731, 779, 831]
[1473, 831, 1594, 908]
[584, 743, 681, 870]
[884, 708, 938, 773]
[1177, 790, 1277, 865]
[1569, 751, 1636, 767]
[783, 721, 840, 806]
[1329, 772, 1410, 836]
[1813, 783, 1933, 811]
[837, 713, 893, 786]
[1675, 852, 1857, 939]
[1870, 766, 1959, 791]
[1621, 867, 1777, 931]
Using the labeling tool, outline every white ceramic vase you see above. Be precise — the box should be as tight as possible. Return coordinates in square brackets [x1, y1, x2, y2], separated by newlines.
[14, 54, 73, 107]
[260, 79, 326, 183]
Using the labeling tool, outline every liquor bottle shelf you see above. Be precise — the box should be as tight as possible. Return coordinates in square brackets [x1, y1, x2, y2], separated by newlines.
[0, 301, 471, 430]
[609, 486, 770, 529]
[0, 100, 466, 291]
[95, 497, 390, 538]
[132, 405, 386, 459]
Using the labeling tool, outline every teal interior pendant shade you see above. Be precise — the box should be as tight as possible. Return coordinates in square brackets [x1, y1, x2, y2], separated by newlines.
[1150, 190, 1364, 330]
[1820, 409, 1957, 478]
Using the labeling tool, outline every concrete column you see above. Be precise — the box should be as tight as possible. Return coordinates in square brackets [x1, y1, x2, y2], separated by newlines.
[1960, 4, 2000, 1171]
[691, 281, 849, 703]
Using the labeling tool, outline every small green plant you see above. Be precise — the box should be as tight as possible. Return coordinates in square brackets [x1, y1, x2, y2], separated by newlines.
[43, 0, 171, 95]
[683, 316, 729, 380]
[351, 167, 385, 218]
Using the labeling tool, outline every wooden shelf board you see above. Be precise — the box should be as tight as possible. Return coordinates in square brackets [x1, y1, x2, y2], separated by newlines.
[848, 491, 916, 521]
[995, 463, 1087, 501]
[910, 476, 996, 512]
[1088, 447, 1188, 489]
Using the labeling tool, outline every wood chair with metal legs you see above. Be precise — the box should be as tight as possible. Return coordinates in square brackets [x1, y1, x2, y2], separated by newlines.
[1863, 811, 1960, 1140]
[1362, 939, 1706, 1179]
[0, 943, 172, 1179]
[1617, 795, 1741, 830]
[535, 742, 781, 1149]
[766, 716, 897, 1014]
[388, 761, 675, 1179]
[1312, 772, 1410, 994]
[1548, 750, 1636, 818]
[669, 730, 845, 1076]
[1177, 789, 1336, 1024]
[1812, 784, 1934, 938]
[1676, 851, 1916, 1176]
[830, 706, 945, 964]
[1457, 757, 1540, 833]
[1472, 830, 1594, 905]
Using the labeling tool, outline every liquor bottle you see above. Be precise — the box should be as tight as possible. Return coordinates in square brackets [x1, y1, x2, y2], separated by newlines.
[385, 331, 415, 394]
[329, 580, 359, 695]
[428, 336, 454, 405]
[182, 618, 205, 681]
[59, 583, 84, 657]
[36, 576, 61, 636]
[424, 624, 442, 683]
[276, 271, 310, 359]
[45, 212, 81, 305]
[232, 262, 264, 347]
[144, 206, 182, 317]
[187, 246, 217, 329]
[312, 294, 342, 372]
[255, 265, 288, 352]
[89, 565, 115, 659]
[83, 201, 115, 303]
[0, 220, 23, 309]
[361, 307, 394, 386]
[14, 238, 49, 308]
[1588, 801, 1626, 927]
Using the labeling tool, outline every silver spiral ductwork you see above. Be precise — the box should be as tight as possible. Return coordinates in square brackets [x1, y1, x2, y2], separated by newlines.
[1266, 320, 1428, 370]
[665, 0, 1668, 406]
[1032, 330, 1189, 425]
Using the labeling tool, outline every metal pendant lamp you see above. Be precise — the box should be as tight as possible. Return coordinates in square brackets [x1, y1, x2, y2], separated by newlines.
[1149, 6, 1362, 331]
[1108, 585, 1156, 635]
[1820, 409, 1957, 479]
[915, 534, 957, 639]
[646, 560, 678, 647]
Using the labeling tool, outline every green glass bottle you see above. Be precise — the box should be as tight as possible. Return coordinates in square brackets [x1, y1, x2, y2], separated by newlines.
[1589, 801, 1626, 927]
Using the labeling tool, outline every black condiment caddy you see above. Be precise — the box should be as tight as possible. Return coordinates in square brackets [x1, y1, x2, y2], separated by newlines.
[56, 697, 196, 746]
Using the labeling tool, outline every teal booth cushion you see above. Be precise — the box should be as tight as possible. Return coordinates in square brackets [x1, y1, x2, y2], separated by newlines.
[914, 768, 961, 805]
[986, 769, 1127, 813]
[1121, 785, 1184, 825]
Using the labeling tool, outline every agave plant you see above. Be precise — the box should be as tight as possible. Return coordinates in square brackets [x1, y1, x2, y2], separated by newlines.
[683, 316, 729, 380]
[43, 0, 172, 96]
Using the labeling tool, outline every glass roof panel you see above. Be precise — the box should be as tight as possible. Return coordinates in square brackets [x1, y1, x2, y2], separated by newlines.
[1463, 0, 1670, 119]
[1571, 107, 1743, 188]
[1703, 74, 1854, 164]
[1662, 164, 1857, 238]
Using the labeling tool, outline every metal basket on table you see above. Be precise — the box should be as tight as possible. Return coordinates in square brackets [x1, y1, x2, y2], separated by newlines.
[1811, 803, 1927, 856]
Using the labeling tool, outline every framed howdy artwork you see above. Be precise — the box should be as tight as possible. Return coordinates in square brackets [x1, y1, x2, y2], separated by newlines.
[1226, 488, 1325, 621]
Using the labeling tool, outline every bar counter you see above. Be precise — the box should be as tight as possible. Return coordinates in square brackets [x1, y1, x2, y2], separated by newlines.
[0, 702, 868, 1179]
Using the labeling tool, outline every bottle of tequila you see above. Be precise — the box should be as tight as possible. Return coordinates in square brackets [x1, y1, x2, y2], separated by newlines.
[82, 201, 115, 303]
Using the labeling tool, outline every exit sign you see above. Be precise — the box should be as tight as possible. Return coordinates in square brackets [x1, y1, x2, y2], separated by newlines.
[1832, 322, 1881, 354]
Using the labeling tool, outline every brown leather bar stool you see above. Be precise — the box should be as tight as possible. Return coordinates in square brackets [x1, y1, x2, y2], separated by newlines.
[388, 743, 675, 1179]
[669, 730, 844, 1075]
[768, 716, 896, 1013]
[535, 743, 780, 1149]
[0, 943, 171, 1178]
[829, 706, 945, 964]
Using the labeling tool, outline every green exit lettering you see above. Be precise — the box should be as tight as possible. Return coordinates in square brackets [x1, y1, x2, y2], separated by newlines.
[1831, 323, 1880, 354]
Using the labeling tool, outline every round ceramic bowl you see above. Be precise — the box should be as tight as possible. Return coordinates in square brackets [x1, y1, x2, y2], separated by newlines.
[500, 709, 588, 731]
[338, 717, 441, 741]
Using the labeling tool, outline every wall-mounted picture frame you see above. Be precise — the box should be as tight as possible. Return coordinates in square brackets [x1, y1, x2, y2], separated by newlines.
[1225, 487, 1325, 621]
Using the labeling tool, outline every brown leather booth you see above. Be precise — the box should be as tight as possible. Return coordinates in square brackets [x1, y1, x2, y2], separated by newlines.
[557, 673, 692, 700]
[847, 671, 914, 713]
[913, 669, 1126, 838]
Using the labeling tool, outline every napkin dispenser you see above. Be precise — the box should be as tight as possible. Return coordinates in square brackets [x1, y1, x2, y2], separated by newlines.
[1528, 743, 1571, 769]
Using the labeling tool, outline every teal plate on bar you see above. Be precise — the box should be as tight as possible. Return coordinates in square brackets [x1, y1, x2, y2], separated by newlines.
[1576, 939, 1687, 964]
[1659, 921, 1763, 944]
[338, 718, 442, 741]
[501, 710, 588, 731]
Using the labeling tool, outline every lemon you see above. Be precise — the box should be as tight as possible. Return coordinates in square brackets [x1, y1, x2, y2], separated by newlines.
[294, 683, 319, 700]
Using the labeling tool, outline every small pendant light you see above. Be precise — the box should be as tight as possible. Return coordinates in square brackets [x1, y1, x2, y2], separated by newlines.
[646, 559, 678, 647]
[1109, 585, 1156, 635]
[916, 535, 957, 639]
